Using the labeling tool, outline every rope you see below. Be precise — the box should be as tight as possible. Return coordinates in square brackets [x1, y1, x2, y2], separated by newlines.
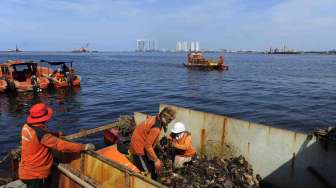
[0, 177, 12, 184]
[0, 153, 10, 165]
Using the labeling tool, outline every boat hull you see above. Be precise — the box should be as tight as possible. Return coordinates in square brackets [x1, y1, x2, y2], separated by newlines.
[50, 76, 81, 89]
[0, 80, 7, 92]
[150, 104, 336, 188]
[12, 77, 49, 92]
[184, 63, 229, 70]
[5, 104, 334, 188]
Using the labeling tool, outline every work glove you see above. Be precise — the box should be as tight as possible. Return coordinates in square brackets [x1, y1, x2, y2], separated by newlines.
[172, 140, 177, 148]
[154, 159, 162, 173]
[83, 143, 95, 151]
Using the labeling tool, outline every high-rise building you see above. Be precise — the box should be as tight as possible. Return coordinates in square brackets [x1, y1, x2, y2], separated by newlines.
[190, 41, 200, 51]
[152, 40, 156, 51]
[190, 41, 195, 51]
[182, 41, 188, 52]
[176, 41, 182, 52]
[195, 41, 199, 51]
[136, 40, 145, 52]
[147, 40, 151, 51]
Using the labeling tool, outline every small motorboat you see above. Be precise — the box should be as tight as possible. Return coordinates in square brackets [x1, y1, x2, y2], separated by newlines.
[40, 60, 81, 89]
[0, 79, 8, 93]
[0, 68, 8, 92]
[0, 60, 49, 92]
[184, 52, 229, 70]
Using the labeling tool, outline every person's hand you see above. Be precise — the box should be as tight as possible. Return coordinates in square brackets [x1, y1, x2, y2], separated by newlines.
[166, 134, 173, 140]
[171, 140, 177, 147]
[83, 143, 95, 151]
[58, 131, 65, 137]
[154, 159, 162, 173]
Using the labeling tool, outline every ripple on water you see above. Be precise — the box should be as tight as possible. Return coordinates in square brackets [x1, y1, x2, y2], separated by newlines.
[0, 52, 336, 161]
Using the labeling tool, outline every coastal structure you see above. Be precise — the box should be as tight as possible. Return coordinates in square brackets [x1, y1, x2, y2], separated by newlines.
[268, 45, 299, 54]
[7, 45, 22, 52]
[72, 43, 90, 53]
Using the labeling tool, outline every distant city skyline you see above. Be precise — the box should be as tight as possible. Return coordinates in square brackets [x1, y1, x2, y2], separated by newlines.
[136, 39, 156, 51]
[175, 41, 199, 52]
[0, 0, 335, 51]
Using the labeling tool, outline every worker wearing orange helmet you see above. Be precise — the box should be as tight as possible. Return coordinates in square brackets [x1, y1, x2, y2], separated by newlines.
[129, 106, 176, 180]
[168, 122, 196, 168]
[19, 103, 95, 188]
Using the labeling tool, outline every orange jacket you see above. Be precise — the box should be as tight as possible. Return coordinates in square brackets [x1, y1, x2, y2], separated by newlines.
[172, 132, 196, 157]
[19, 124, 84, 180]
[54, 72, 65, 81]
[129, 116, 161, 161]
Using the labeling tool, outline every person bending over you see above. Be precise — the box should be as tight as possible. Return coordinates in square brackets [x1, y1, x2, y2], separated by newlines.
[129, 106, 176, 180]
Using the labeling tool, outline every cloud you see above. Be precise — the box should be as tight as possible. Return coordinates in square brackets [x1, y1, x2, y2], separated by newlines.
[0, 0, 335, 50]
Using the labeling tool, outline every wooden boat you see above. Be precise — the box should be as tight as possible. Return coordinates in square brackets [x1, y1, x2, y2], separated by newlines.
[184, 52, 229, 70]
[2, 104, 336, 187]
[0, 80, 8, 93]
[0, 68, 8, 92]
[39, 60, 81, 89]
[0, 60, 49, 92]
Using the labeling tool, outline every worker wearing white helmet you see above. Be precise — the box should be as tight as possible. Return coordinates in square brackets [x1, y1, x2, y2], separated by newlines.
[168, 122, 196, 168]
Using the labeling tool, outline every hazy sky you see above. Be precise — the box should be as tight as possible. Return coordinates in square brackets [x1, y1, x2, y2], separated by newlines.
[1, 0, 335, 51]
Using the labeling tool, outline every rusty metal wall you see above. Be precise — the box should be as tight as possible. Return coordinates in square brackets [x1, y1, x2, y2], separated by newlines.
[160, 104, 336, 188]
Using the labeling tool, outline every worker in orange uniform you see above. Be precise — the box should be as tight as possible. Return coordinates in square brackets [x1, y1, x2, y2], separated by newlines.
[129, 106, 176, 180]
[19, 103, 95, 188]
[168, 122, 196, 168]
[53, 68, 65, 82]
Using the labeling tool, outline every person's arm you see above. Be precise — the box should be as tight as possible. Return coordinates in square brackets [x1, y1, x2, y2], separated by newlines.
[144, 128, 161, 161]
[47, 131, 64, 137]
[173, 136, 192, 151]
[41, 133, 85, 152]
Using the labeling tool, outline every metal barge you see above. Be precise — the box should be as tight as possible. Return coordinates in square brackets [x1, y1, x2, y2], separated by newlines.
[3, 104, 336, 187]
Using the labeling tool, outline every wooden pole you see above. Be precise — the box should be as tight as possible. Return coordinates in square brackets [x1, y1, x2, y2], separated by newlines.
[64, 121, 118, 140]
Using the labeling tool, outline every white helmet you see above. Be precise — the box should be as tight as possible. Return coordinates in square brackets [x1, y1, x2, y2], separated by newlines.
[171, 122, 185, 133]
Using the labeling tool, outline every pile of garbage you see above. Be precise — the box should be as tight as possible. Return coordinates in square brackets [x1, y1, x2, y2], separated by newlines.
[157, 137, 260, 188]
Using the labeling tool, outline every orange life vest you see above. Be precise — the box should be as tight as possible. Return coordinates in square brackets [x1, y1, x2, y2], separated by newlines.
[172, 132, 196, 157]
[129, 116, 161, 161]
[19, 124, 84, 180]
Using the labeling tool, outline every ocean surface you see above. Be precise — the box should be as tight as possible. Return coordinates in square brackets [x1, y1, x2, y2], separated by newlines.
[0, 52, 335, 161]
